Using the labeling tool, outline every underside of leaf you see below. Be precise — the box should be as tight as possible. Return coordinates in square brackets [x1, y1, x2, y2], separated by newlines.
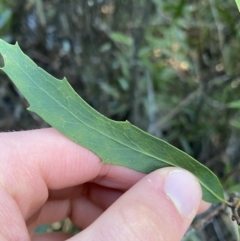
[0, 40, 225, 203]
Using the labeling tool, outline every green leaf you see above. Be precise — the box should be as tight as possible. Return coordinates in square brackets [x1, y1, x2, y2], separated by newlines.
[110, 32, 133, 46]
[230, 120, 240, 129]
[236, 0, 240, 11]
[228, 100, 240, 109]
[0, 40, 224, 203]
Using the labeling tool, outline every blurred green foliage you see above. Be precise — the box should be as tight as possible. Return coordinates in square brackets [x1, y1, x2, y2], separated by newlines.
[236, 0, 240, 12]
[228, 99, 240, 129]
[0, 0, 13, 41]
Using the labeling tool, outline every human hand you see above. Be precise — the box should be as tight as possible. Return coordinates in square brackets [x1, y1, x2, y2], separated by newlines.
[0, 128, 209, 241]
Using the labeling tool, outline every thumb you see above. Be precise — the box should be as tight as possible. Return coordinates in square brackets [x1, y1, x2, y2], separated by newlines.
[70, 167, 202, 241]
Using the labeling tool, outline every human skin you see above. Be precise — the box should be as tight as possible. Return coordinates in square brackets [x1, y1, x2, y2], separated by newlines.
[0, 128, 209, 241]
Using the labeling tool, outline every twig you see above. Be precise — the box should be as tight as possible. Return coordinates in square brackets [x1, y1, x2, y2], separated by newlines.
[149, 89, 201, 131]
[150, 74, 240, 131]
[146, 70, 162, 137]
[222, 168, 240, 184]
[208, 0, 224, 52]
[227, 192, 240, 225]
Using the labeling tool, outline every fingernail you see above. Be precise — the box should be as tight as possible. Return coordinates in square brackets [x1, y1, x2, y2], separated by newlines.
[164, 169, 201, 217]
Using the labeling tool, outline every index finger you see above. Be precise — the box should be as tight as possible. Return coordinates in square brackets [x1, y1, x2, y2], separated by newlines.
[2, 128, 143, 186]
[0, 128, 143, 218]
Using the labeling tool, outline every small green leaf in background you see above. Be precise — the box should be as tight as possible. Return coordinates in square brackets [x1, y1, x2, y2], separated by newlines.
[228, 100, 240, 109]
[0, 40, 225, 203]
[230, 120, 240, 129]
[110, 32, 133, 46]
[0, 8, 11, 29]
[236, 0, 240, 11]
[227, 100, 240, 129]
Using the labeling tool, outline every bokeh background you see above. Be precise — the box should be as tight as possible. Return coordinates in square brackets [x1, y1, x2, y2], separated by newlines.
[0, 0, 240, 240]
